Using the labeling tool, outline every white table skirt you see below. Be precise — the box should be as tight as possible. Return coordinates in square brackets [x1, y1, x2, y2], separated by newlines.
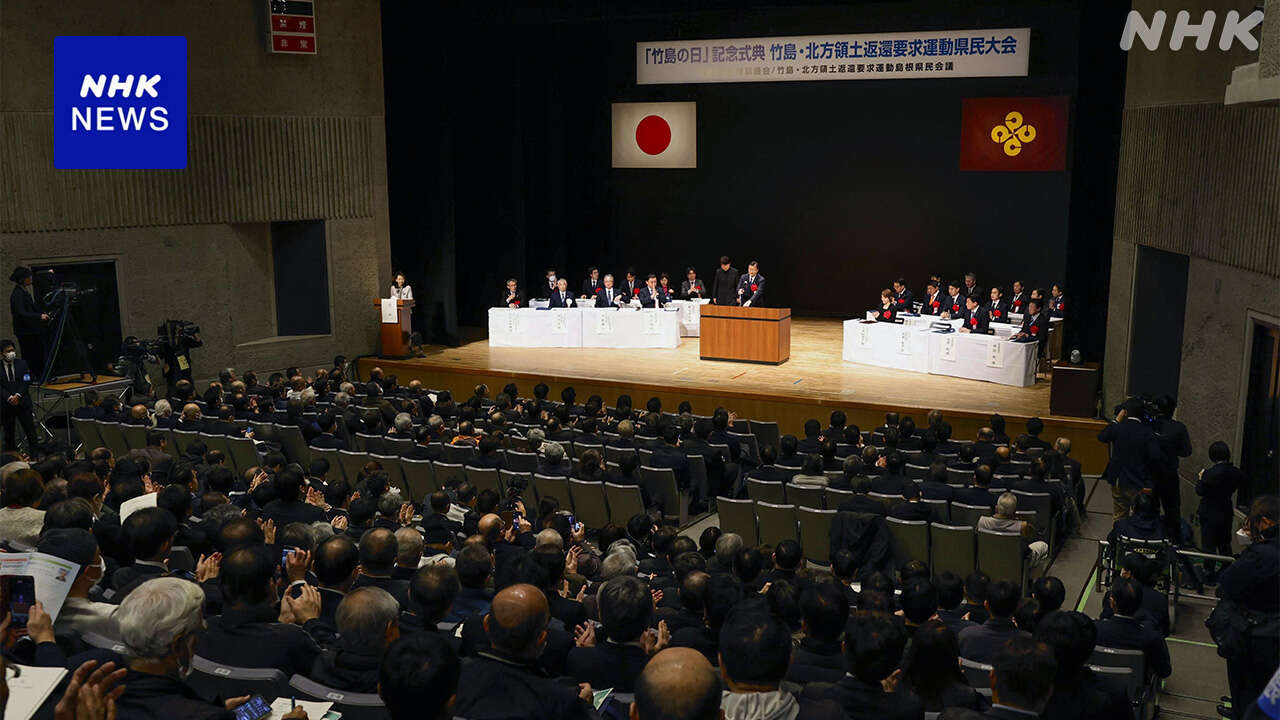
[669, 299, 708, 337]
[488, 307, 681, 349]
[844, 319, 1037, 387]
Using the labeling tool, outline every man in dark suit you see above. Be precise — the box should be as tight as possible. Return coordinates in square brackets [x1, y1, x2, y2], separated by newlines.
[747, 445, 790, 484]
[498, 278, 526, 308]
[786, 583, 849, 685]
[983, 635, 1058, 720]
[711, 256, 738, 305]
[682, 419, 729, 498]
[735, 261, 765, 307]
[934, 572, 977, 637]
[1097, 398, 1158, 520]
[870, 452, 909, 495]
[648, 425, 692, 507]
[1196, 441, 1245, 576]
[548, 278, 576, 308]
[637, 274, 669, 308]
[891, 278, 914, 312]
[1012, 299, 1050, 348]
[1008, 280, 1029, 315]
[957, 580, 1029, 664]
[8, 267, 48, 382]
[313, 535, 360, 630]
[1093, 577, 1172, 678]
[954, 465, 999, 509]
[619, 268, 641, 301]
[919, 463, 957, 502]
[310, 412, 348, 450]
[837, 478, 888, 516]
[1036, 610, 1134, 720]
[889, 483, 933, 522]
[352, 527, 411, 609]
[593, 274, 625, 308]
[942, 281, 966, 320]
[203, 406, 244, 437]
[800, 614, 922, 720]
[1150, 395, 1193, 540]
[962, 272, 983, 303]
[112, 507, 179, 601]
[0, 339, 38, 452]
[540, 268, 559, 299]
[680, 267, 706, 299]
[565, 575, 653, 692]
[920, 280, 945, 316]
[986, 286, 1012, 323]
[261, 469, 326, 527]
[580, 266, 601, 299]
[959, 296, 992, 334]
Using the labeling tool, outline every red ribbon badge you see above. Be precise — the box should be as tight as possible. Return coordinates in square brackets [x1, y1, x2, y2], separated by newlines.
[952, 304, 960, 312]
[514, 301, 520, 307]
[634, 288, 640, 295]
[970, 317, 978, 326]
[882, 311, 891, 319]
[1030, 325, 1039, 334]
[993, 310, 1002, 318]
[931, 300, 940, 308]
[750, 284, 758, 292]
[1013, 300, 1022, 308]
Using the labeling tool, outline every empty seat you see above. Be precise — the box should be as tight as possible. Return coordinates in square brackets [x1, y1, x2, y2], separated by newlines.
[225, 436, 262, 477]
[976, 528, 1026, 590]
[383, 436, 414, 456]
[603, 446, 637, 465]
[288, 674, 388, 720]
[785, 483, 825, 509]
[187, 655, 289, 705]
[825, 487, 855, 508]
[400, 458, 436, 501]
[868, 492, 903, 511]
[755, 502, 798, 547]
[504, 450, 539, 473]
[946, 468, 975, 485]
[274, 424, 311, 466]
[929, 523, 976, 579]
[71, 418, 103, 450]
[355, 433, 383, 454]
[639, 466, 685, 526]
[337, 450, 370, 486]
[604, 482, 645, 526]
[949, 503, 990, 528]
[747, 478, 786, 505]
[922, 498, 950, 523]
[533, 473, 572, 510]
[886, 517, 930, 569]
[433, 461, 466, 490]
[120, 424, 147, 451]
[717, 497, 758, 545]
[310, 447, 345, 481]
[1089, 646, 1147, 702]
[466, 466, 503, 497]
[959, 657, 992, 689]
[569, 480, 610, 530]
[441, 443, 476, 464]
[169, 428, 197, 456]
[797, 506, 837, 566]
[748, 420, 780, 454]
[96, 422, 129, 457]
[370, 454, 408, 496]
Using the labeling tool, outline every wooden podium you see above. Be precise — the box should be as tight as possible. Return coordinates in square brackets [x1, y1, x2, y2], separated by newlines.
[374, 298, 414, 356]
[700, 306, 791, 364]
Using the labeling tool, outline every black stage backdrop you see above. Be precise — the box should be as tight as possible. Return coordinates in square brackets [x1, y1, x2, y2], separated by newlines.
[382, 0, 1125, 360]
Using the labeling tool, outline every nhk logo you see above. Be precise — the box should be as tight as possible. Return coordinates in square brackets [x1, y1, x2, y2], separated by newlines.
[55, 36, 187, 169]
[990, 111, 1036, 157]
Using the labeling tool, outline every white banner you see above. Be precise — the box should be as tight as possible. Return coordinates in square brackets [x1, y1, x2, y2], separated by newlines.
[637, 28, 1030, 85]
[986, 339, 1005, 368]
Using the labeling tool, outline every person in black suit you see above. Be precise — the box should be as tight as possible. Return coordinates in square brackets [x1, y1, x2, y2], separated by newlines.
[8, 267, 48, 382]
[0, 339, 38, 452]
[711, 256, 738, 305]
[962, 272, 983, 302]
[837, 478, 888, 516]
[986, 286, 1012, 323]
[540, 268, 559, 299]
[889, 483, 933, 522]
[1035, 610, 1134, 720]
[1048, 284, 1066, 318]
[680, 266, 706, 299]
[735, 261, 765, 307]
[261, 469, 326, 527]
[1196, 441, 1245, 579]
[1093, 577, 1172, 678]
[870, 452, 910, 495]
[919, 463, 956, 502]
[982, 635, 1058, 720]
[498, 278, 526, 308]
[112, 507, 179, 602]
[954, 465, 999, 509]
[580, 266, 601, 300]
[1009, 280, 1029, 315]
[892, 278, 915, 312]
[1012, 299, 1050, 348]
[957, 580, 1029, 665]
[619, 268, 641, 301]
[352, 527, 411, 609]
[648, 425, 692, 509]
[594, 274, 626, 308]
[637, 274, 669, 308]
[786, 583, 849, 686]
[565, 575, 654, 692]
[310, 412, 348, 450]
[920, 280, 945, 316]
[874, 289, 899, 323]
[942, 281, 966, 320]
[548, 278, 576, 308]
[1097, 398, 1158, 519]
[1150, 395, 1193, 540]
[959, 296, 992, 334]
[799, 614, 922, 720]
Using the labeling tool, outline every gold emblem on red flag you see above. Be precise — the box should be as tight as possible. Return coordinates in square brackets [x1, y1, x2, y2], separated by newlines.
[989, 111, 1037, 157]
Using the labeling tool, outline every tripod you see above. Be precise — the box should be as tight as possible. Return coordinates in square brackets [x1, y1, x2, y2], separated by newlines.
[40, 284, 97, 387]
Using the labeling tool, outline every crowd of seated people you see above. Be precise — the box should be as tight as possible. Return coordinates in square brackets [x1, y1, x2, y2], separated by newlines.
[1, 360, 1276, 720]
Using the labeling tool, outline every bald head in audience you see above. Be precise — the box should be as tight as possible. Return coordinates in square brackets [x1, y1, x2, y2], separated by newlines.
[483, 584, 550, 659]
[478, 513, 503, 543]
[632, 647, 722, 720]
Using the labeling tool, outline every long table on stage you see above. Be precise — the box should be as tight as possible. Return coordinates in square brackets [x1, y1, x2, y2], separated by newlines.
[488, 307, 681, 348]
[843, 318, 1037, 387]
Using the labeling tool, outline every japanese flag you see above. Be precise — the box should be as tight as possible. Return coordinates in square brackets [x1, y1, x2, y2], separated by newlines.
[611, 101, 696, 168]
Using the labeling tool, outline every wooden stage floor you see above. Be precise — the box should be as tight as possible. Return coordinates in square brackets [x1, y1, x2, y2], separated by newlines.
[363, 318, 1109, 471]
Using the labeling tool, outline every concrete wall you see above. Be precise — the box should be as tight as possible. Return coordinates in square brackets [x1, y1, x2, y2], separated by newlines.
[0, 0, 390, 381]
[1105, 0, 1280, 516]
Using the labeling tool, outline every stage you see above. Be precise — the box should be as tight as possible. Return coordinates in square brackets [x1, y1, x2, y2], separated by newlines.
[361, 318, 1110, 472]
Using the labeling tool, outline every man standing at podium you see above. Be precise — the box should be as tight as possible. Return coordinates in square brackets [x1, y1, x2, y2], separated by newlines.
[711, 256, 738, 305]
[549, 278, 576, 308]
[736, 261, 765, 307]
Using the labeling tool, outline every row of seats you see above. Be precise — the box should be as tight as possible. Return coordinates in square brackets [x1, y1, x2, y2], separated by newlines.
[72, 419, 265, 475]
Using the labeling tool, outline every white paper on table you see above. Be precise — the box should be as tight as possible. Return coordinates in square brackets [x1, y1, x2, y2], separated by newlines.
[896, 329, 911, 355]
[643, 310, 661, 335]
[596, 311, 614, 335]
[3, 664, 67, 720]
[0, 552, 80, 622]
[380, 298, 398, 323]
[682, 302, 698, 324]
[986, 339, 1005, 368]
[858, 323, 872, 347]
[269, 698, 334, 720]
[550, 310, 568, 334]
[120, 492, 157, 521]
[939, 334, 956, 362]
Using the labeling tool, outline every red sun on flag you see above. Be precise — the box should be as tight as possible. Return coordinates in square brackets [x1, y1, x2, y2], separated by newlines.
[612, 102, 695, 168]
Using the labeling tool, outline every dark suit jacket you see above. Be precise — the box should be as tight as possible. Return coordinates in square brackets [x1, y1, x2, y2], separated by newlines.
[680, 279, 706, 299]
[455, 651, 593, 720]
[0, 358, 34, 409]
[648, 444, 690, 490]
[837, 495, 887, 516]
[786, 637, 846, 685]
[736, 273, 765, 306]
[636, 286, 668, 308]
[957, 618, 1029, 665]
[1017, 312, 1050, 345]
[711, 266, 739, 305]
[889, 502, 933, 522]
[894, 289, 915, 311]
[548, 290, 576, 308]
[919, 481, 956, 502]
[954, 486, 998, 508]
[874, 305, 898, 323]
[309, 432, 347, 450]
[195, 605, 323, 678]
[1196, 462, 1245, 526]
[565, 641, 650, 692]
[594, 286, 624, 307]
[1097, 419, 1157, 490]
[111, 562, 169, 602]
[262, 499, 327, 528]
[944, 293, 965, 317]
[801, 674, 924, 720]
[986, 299, 1012, 322]
[920, 292, 945, 315]
[1094, 615, 1171, 678]
[961, 306, 992, 334]
[870, 474, 909, 496]
[1040, 668, 1134, 720]
[498, 288, 527, 308]
[1151, 416, 1192, 476]
[618, 279, 641, 300]
[580, 279, 601, 298]
[9, 285, 44, 335]
[352, 573, 410, 609]
[115, 670, 235, 720]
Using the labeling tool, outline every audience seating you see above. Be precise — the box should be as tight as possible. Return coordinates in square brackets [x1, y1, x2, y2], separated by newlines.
[288, 675, 389, 720]
[929, 523, 977, 578]
[400, 458, 436, 499]
[433, 461, 465, 490]
[869, 492, 903, 511]
[568, 479, 609, 530]
[465, 467, 503, 497]
[922, 498, 949, 523]
[959, 657, 992, 689]
[603, 482, 645, 526]
[946, 468, 975, 485]
[975, 528, 1027, 591]
[337, 450, 369, 485]
[949, 503, 989, 528]
[639, 466, 685, 526]
[886, 517, 929, 570]
[369, 454, 408, 496]
[825, 487, 854, 507]
[441, 444, 475, 464]
[746, 478, 786, 504]
[796, 506, 836, 566]
[785, 483, 824, 509]
[747, 420, 780, 453]
[717, 497, 758, 545]
[188, 656, 290, 705]
[533, 473, 571, 510]
[905, 463, 929, 480]
[120, 423, 147, 451]
[755, 501, 798, 547]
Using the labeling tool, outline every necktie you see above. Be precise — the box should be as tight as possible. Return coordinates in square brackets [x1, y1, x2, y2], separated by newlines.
[5, 363, 11, 383]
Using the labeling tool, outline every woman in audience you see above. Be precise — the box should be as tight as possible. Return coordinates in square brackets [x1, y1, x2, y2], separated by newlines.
[0, 468, 45, 548]
[575, 449, 607, 484]
[900, 621, 989, 713]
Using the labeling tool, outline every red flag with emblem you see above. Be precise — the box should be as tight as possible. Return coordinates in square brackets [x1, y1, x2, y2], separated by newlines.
[960, 96, 1069, 172]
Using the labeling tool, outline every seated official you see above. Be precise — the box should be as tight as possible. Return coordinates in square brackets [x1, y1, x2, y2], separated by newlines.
[658, 273, 675, 301]
[892, 277, 914, 311]
[941, 281, 965, 320]
[920, 280, 945, 316]
[986, 286, 1012, 323]
[498, 278, 526, 308]
[619, 269, 641, 300]
[874, 289, 899, 323]
[1009, 279, 1029, 315]
[735, 261, 765, 307]
[548, 278, 576, 308]
[1012, 299, 1050, 349]
[580, 265, 601, 299]
[1049, 283, 1066, 318]
[593, 273, 626, 307]
[958, 295, 992, 334]
[680, 266, 706, 299]
[637, 274, 669, 308]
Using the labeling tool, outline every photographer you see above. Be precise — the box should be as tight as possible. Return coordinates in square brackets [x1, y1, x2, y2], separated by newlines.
[159, 321, 202, 390]
[1097, 397, 1160, 521]
[115, 335, 158, 399]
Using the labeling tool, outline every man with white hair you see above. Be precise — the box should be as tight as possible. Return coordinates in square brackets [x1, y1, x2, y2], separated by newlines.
[115, 577, 307, 719]
[978, 492, 1049, 567]
[535, 528, 564, 552]
[393, 526, 425, 580]
[310, 586, 401, 693]
[389, 412, 413, 437]
[152, 399, 177, 428]
[537, 441, 569, 477]
[711, 533, 743, 575]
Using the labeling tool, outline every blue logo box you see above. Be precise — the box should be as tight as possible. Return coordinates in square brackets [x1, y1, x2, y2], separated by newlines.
[54, 36, 187, 169]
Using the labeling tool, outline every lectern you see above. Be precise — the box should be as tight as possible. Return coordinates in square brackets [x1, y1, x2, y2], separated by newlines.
[374, 298, 414, 356]
[700, 306, 791, 364]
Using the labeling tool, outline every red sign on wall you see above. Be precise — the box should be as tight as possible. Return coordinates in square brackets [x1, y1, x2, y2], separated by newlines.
[269, 0, 317, 55]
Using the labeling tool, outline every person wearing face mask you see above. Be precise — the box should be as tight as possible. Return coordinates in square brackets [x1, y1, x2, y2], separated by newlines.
[0, 339, 37, 454]
[37, 528, 119, 639]
[541, 268, 559, 300]
[1213, 495, 1280, 720]
[8, 266, 49, 383]
[114, 576, 308, 719]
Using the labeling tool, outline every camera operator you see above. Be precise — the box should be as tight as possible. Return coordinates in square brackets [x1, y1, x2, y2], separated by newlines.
[1097, 397, 1161, 521]
[1150, 395, 1192, 542]
[159, 321, 202, 390]
[115, 335, 158, 400]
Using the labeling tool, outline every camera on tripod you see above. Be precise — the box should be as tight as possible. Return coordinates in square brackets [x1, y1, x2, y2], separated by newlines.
[157, 320, 200, 350]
